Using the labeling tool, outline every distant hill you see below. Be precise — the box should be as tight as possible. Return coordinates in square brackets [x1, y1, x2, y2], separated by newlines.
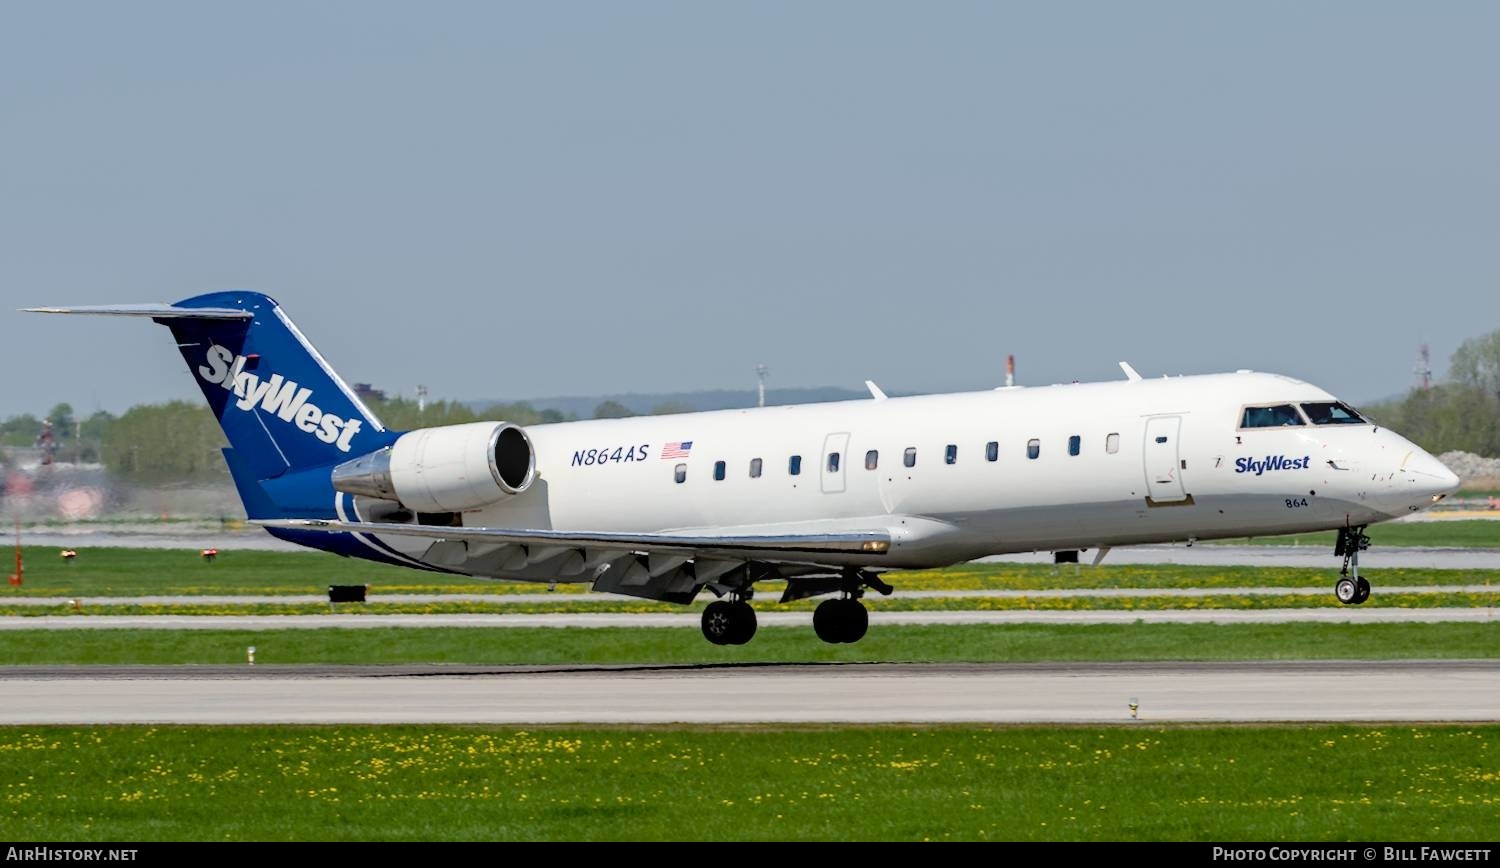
[468, 386, 876, 418]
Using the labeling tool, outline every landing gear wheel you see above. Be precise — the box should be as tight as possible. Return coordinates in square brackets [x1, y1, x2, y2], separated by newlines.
[840, 599, 868, 643]
[702, 600, 736, 645]
[1352, 577, 1371, 605]
[813, 598, 869, 644]
[1335, 577, 1359, 606]
[728, 601, 757, 645]
[812, 598, 838, 643]
[702, 600, 758, 645]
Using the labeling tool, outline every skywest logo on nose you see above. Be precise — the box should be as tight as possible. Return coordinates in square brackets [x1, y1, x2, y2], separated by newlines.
[1235, 455, 1310, 476]
[198, 346, 361, 452]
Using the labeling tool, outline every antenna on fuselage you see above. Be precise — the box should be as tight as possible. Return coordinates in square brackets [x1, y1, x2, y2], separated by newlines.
[1005, 354, 1015, 388]
[1119, 361, 1143, 382]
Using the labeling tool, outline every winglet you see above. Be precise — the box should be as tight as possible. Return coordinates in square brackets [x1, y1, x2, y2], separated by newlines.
[1119, 362, 1143, 382]
[865, 380, 888, 401]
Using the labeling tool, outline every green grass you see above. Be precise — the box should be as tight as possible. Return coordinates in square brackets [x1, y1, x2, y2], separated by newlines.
[2, 724, 1496, 840]
[2, 622, 1497, 665]
[6, 547, 1497, 598]
[1215, 519, 1500, 549]
[1457, 488, 1500, 499]
[4, 547, 514, 597]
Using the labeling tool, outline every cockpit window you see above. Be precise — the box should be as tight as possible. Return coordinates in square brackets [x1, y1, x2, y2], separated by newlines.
[1300, 401, 1367, 425]
[1240, 404, 1306, 428]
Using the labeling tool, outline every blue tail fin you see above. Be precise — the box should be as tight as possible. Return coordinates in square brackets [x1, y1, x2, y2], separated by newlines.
[163, 291, 396, 483]
[29, 292, 404, 540]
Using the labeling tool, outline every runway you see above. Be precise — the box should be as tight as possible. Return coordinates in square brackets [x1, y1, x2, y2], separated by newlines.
[0, 607, 1494, 630]
[2, 661, 1495, 724]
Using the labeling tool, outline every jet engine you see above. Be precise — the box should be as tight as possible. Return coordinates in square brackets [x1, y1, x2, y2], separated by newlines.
[330, 421, 536, 513]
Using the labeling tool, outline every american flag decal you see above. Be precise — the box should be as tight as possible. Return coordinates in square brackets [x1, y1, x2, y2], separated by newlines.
[661, 441, 693, 459]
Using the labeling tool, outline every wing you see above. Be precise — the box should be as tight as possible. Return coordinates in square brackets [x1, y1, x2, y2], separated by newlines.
[257, 518, 891, 603]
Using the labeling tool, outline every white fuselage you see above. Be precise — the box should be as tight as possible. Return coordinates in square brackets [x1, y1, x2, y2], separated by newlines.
[360, 371, 1460, 577]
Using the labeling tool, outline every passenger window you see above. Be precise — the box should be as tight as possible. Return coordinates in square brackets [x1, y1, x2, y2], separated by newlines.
[1300, 401, 1367, 425]
[827, 452, 841, 473]
[789, 455, 802, 476]
[1241, 404, 1306, 428]
[1027, 439, 1040, 460]
[713, 460, 726, 481]
[749, 458, 763, 478]
[986, 441, 998, 462]
[903, 447, 917, 468]
[945, 444, 957, 465]
[1106, 433, 1120, 454]
[865, 449, 879, 470]
[674, 464, 687, 484]
[1068, 435, 1081, 456]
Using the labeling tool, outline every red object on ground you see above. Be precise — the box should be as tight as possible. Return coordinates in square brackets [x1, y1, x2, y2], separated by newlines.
[11, 519, 20, 587]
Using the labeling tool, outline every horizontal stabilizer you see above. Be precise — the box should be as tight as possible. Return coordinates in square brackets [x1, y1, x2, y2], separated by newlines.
[259, 518, 892, 557]
[24, 304, 253, 320]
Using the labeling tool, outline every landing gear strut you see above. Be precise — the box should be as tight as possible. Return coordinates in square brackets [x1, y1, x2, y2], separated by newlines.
[1334, 526, 1371, 606]
[702, 594, 757, 645]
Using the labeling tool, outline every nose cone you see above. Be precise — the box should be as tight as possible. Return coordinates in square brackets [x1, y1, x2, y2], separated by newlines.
[1402, 449, 1462, 506]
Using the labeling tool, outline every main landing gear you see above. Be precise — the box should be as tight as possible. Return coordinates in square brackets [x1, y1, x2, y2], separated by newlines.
[1334, 525, 1372, 606]
[813, 596, 868, 644]
[811, 569, 890, 644]
[701, 595, 757, 646]
[700, 569, 892, 646]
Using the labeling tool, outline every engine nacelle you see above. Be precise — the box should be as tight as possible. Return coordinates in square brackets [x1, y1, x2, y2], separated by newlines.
[331, 421, 536, 513]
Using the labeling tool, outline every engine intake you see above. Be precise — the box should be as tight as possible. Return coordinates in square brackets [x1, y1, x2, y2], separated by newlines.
[331, 421, 535, 513]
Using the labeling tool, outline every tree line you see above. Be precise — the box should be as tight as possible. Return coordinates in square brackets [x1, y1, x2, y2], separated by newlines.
[0, 394, 694, 483]
[3, 328, 1496, 483]
[1362, 329, 1500, 456]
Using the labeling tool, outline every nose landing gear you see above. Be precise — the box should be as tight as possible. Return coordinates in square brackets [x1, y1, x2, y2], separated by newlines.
[1333, 526, 1371, 605]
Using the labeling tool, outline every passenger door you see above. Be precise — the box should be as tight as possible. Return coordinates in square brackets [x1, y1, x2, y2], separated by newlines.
[1143, 416, 1189, 503]
[820, 432, 850, 494]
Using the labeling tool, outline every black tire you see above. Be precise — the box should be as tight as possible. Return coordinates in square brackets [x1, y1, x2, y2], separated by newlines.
[1334, 577, 1358, 605]
[702, 600, 736, 645]
[1353, 577, 1371, 605]
[813, 598, 843, 644]
[840, 599, 869, 643]
[729, 602, 758, 645]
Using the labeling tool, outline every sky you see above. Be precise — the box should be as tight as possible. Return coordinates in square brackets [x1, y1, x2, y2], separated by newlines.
[2, 1, 1496, 418]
